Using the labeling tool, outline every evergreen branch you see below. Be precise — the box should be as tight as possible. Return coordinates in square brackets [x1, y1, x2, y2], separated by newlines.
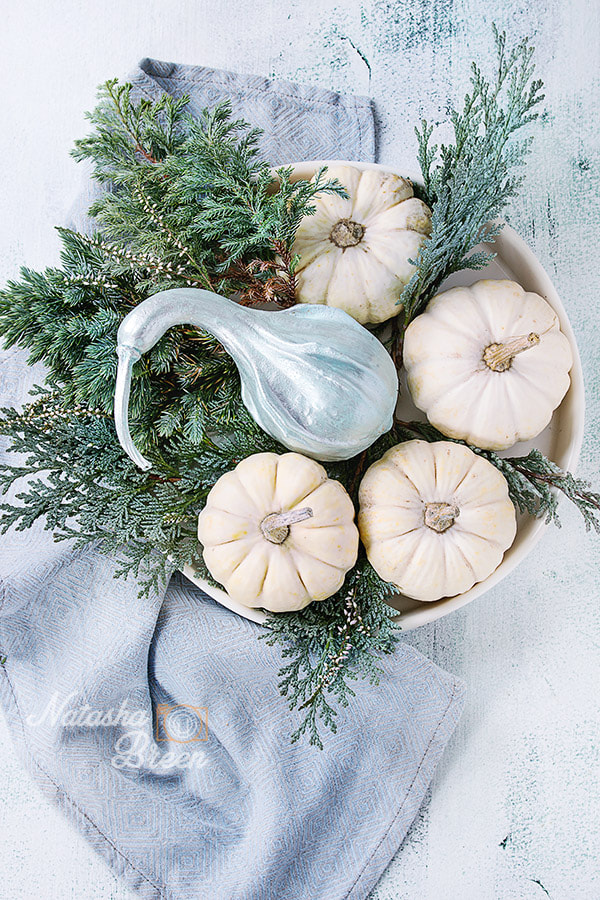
[132, 183, 214, 289]
[74, 91, 346, 304]
[499, 451, 600, 531]
[397, 27, 545, 340]
[0, 227, 244, 450]
[72, 79, 189, 175]
[62, 228, 209, 288]
[262, 558, 399, 749]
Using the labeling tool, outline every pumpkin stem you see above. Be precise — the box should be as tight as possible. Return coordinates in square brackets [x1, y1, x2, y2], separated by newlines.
[424, 502, 460, 533]
[483, 332, 540, 372]
[329, 219, 365, 248]
[261, 507, 314, 544]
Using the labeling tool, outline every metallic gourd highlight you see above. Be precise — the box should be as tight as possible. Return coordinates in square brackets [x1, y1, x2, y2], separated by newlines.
[114, 288, 398, 469]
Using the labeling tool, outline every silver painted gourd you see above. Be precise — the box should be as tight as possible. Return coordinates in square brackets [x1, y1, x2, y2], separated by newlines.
[114, 288, 398, 470]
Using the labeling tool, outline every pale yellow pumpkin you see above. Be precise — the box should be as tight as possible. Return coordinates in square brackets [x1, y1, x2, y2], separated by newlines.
[197, 452, 359, 612]
[358, 440, 517, 602]
[403, 279, 573, 450]
[292, 165, 432, 325]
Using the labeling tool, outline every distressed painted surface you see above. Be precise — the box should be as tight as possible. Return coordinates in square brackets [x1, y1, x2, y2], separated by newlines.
[0, 1, 599, 898]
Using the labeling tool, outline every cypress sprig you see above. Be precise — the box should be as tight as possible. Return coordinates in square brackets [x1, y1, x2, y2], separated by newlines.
[262, 558, 398, 749]
[73, 89, 345, 300]
[498, 451, 600, 531]
[398, 26, 545, 333]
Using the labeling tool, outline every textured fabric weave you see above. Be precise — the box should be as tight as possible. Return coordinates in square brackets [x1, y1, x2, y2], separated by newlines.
[0, 60, 465, 900]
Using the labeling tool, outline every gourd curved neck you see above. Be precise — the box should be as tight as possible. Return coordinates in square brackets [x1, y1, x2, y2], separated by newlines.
[116, 287, 252, 356]
[115, 288, 253, 471]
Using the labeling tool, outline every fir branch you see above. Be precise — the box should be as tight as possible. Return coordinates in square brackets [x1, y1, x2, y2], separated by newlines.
[497, 451, 600, 531]
[72, 79, 189, 174]
[63, 227, 209, 289]
[398, 26, 545, 334]
[0, 226, 243, 456]
[133, 183, 213, 289]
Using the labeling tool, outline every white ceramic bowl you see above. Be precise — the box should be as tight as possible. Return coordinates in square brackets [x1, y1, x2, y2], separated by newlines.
[182, 160, 585, 630]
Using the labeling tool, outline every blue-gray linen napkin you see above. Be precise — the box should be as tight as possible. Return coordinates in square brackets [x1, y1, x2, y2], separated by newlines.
[0, 59, 466, 900]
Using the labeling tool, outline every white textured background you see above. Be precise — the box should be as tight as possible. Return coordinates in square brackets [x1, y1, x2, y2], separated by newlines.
[0, 1, 599, 898]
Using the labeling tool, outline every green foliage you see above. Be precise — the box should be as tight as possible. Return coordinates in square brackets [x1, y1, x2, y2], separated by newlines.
[399, 26, 545, 326]
[73, 87, 345, 300]
[262, 558, 399, 749]
[0, 226, 243, 460]
[72, 79, 189, 170]
[495, 450, 600, 531]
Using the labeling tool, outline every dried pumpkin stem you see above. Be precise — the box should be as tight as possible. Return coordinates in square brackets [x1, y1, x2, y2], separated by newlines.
[329, 218, 364, 248]
[424, 502, 460, 533]
[261, 507, 314, 544]
[483, 332, 540, 372]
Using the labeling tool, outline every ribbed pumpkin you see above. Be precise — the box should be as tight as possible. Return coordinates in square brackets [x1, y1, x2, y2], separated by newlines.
[403, 279, 573, 450]
[358, 440, 517, 601]
[197, 452, 359, 612]
[292, 165, 432, 324]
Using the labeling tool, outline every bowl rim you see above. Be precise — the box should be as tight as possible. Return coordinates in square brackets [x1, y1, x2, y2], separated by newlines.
[182, 159, 585, 630]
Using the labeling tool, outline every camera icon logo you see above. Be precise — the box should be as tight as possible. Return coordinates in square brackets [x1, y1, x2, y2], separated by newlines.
[155, 704, 208, 743]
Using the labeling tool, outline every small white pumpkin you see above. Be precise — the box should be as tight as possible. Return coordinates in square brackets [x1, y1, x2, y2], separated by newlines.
[358, 440, 517, 602]
[292, 165, 432, 325]
[403, 279, 573, 450]
[197, 452, 359, 612]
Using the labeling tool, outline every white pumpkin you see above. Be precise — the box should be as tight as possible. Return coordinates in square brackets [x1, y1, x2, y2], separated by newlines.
[292, 165, 432, 325]
[197, 452, 359, 612]
[358, 440, 517, 602]
[403, 279, 573, 450]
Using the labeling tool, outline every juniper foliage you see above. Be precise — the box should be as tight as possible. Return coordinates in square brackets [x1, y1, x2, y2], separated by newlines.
[72, 84, 345, 301]
[261, 558, 398, 749]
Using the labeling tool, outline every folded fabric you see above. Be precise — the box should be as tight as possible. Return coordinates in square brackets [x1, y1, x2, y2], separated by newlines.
[0, 59, 465, 900]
